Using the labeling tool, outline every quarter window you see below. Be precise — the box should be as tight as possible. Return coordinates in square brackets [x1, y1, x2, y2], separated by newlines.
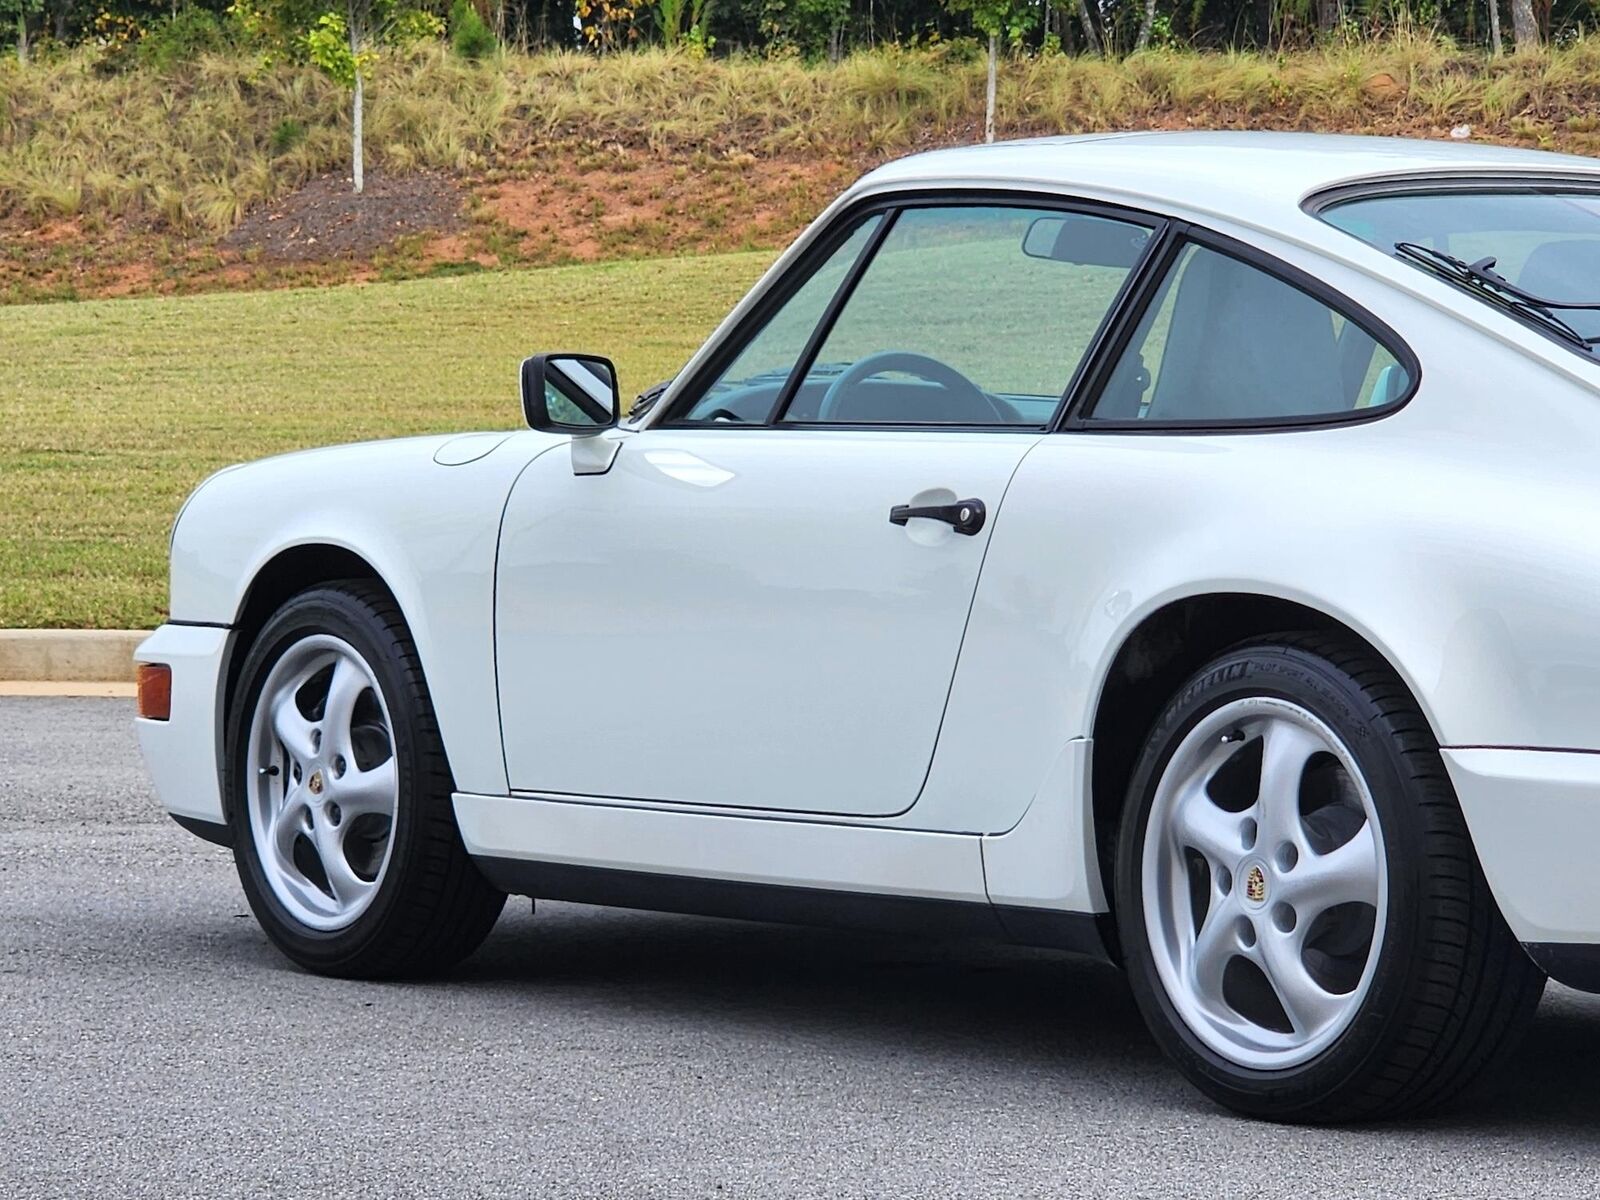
[1321, 188, 1600, 353]
[1086, 243, 1412, 424]
[677, 216, 883, 424]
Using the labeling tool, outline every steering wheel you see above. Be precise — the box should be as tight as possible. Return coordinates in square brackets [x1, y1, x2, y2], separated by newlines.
[817, 351, 1009, 423]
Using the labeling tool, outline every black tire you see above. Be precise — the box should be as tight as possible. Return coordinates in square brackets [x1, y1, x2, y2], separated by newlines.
[1115, 633, 1545, 1122]
[225, 582, 506, 978]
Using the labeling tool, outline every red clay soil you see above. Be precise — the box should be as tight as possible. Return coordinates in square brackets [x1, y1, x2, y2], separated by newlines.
[457, 148, 858, 264]
[220, 169, 468, 261]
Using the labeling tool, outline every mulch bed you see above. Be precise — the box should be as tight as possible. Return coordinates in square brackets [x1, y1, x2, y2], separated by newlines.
[222, 169, 467, 261]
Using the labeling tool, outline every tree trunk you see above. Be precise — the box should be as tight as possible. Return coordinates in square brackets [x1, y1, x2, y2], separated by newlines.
[1074, 0, 1101, 54]
[1488, 0, 1502, 54]
[985, 33, 997, 144]
[16, 12, 27, 63]
[352, 68, 365, 194]
[1510, 0, 1536, 49]
[1316, 0, 1340, 33]
[1136, 0, 1155, 49]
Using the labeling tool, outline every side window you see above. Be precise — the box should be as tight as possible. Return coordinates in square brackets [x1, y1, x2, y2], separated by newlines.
[785, 206, 1154, 427]
[676, 216, 883, 423]
[1086, 243, 1411, 424]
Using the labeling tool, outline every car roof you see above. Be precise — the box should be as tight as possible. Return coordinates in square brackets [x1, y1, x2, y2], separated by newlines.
[856, 131, 1600, 222]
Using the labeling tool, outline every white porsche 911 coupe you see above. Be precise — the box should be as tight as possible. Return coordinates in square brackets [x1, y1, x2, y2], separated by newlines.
[136, 131, 1600, 1122]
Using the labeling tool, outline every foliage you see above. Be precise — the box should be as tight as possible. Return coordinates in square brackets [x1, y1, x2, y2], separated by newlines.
[5, 0, 1600, 60]
[758, 0, 849, 56]
[135, 6, 231, 68]
[944, 0, 1033, 44]
[1, 0, 43, 61]
[88, 8, 144, 68]
[271, 114, 309, 149]
[575, 0, 638, 48]
[449, 0, 495, 57]
[229, 0, 324, 62]
[305, 9, 375, 84]
[653, 0, 712, 49]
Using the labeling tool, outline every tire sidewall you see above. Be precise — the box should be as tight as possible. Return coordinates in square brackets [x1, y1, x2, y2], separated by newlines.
[225, 587, 433, 972]
[1115, 644, 1428, 1120]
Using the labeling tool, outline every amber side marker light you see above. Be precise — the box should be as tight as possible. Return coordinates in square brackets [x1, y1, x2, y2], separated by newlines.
[137, 663, 172, 721]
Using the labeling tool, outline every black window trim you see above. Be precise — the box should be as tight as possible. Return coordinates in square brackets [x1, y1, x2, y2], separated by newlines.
[767, 208, 901, 425]
[655, 188, 1170, 433]
[1303, 172, 1600, 217]
[1056, 223, 1423, 434]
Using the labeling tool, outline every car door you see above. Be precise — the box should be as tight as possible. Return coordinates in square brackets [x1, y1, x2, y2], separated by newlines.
[495, 200, 1160, 817]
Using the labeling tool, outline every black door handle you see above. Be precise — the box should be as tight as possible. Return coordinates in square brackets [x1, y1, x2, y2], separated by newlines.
[889, 498, 986, 536]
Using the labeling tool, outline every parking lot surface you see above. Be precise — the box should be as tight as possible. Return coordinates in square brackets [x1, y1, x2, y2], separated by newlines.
[4, 696, 1599, 1198]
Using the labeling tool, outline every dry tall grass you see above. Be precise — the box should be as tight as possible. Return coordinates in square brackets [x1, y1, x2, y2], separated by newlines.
[5, 35, 1600, 235]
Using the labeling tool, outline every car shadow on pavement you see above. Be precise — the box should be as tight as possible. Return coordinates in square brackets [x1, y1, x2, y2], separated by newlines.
[217, 898, 1600, 1132]
[457, 904, 1600, 1132]
[459, 903, 1165, 1077]
[1419, 992, 1600, 1135]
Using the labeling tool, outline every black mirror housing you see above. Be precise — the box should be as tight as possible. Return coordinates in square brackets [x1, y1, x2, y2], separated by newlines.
[521, 353, 621, 435]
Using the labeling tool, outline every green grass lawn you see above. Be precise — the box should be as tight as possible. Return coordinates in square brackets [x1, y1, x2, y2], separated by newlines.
[1, 251, 773, 629]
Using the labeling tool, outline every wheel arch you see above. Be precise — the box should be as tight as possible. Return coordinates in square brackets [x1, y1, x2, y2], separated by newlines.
[221, 543, 396, 735]
[1086, 591, 1434, 925]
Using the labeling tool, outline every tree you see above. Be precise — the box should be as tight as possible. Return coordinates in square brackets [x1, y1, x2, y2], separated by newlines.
[1509, 0, 1536, 49]
[240, 0, 438, 192]
[946, 0, 1035, 143]
[1072, 0, 1100, 53]
[233, 0, 441, 195]
[1136, 0, 1154, 48]
[2, 0, 43, 61]
[1488, 0, 1502, 54]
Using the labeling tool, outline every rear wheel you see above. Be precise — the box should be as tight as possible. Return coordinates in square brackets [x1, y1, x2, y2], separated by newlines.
[225, 582, 505, 978]
[1116, 634, 1545, 1122]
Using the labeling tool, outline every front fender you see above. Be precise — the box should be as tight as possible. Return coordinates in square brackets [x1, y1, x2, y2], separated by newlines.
[168, 430, 567, 796]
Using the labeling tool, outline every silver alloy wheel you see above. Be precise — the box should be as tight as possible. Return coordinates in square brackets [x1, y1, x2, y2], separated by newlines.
[1141, 696, 1389, 1070]
[245, 634, 399, 931]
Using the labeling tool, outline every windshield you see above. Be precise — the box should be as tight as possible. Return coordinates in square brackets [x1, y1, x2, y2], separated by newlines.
[1320, 187, 1600, 351]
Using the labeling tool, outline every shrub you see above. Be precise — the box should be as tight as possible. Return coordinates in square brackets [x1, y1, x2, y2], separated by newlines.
[271, 117, 309, 153]
[136, 7, 231, 71]
[449, 0, 497, 60]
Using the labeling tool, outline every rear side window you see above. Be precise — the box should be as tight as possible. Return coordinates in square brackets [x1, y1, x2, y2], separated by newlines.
[1085, 243, 1412, 425]
[1320, 188, 1600, 356]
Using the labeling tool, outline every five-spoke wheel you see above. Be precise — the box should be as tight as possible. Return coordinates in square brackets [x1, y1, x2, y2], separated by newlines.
[1117, 635, 1544, 1121]
[226, 583, 505, 978]
[246, 635, 400, 930]
[1142, 698, 1385, 1069]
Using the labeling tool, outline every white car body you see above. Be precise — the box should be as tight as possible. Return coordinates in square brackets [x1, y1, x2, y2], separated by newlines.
[138, 132, 1600, 990]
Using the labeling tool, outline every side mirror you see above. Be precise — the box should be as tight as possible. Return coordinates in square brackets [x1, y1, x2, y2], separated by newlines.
[521, 353, 620, 436]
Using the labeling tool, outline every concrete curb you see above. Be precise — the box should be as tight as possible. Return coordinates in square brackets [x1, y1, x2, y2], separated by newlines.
[0, 630, 150, 683]
[0, 681, 138, 698]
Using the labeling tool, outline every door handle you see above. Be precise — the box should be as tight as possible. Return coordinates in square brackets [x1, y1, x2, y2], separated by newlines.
[889, 498, 986, 536]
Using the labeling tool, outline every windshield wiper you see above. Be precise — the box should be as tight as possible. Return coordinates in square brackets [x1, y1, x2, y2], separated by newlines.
[1394, 241, 1600, 351]
[626, 377, 675, 422]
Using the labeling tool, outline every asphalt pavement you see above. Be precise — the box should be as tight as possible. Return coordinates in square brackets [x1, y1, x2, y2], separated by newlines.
[4, 696, 1599, 1198]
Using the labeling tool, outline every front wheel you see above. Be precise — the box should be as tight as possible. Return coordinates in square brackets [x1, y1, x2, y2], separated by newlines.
[1116, 635, 1544, 1122]
[225, 582, 505, 978]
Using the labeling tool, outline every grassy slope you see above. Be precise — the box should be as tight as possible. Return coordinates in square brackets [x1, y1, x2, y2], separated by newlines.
[1, 251, 772, 628]
[8, 37, 1600, 241]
